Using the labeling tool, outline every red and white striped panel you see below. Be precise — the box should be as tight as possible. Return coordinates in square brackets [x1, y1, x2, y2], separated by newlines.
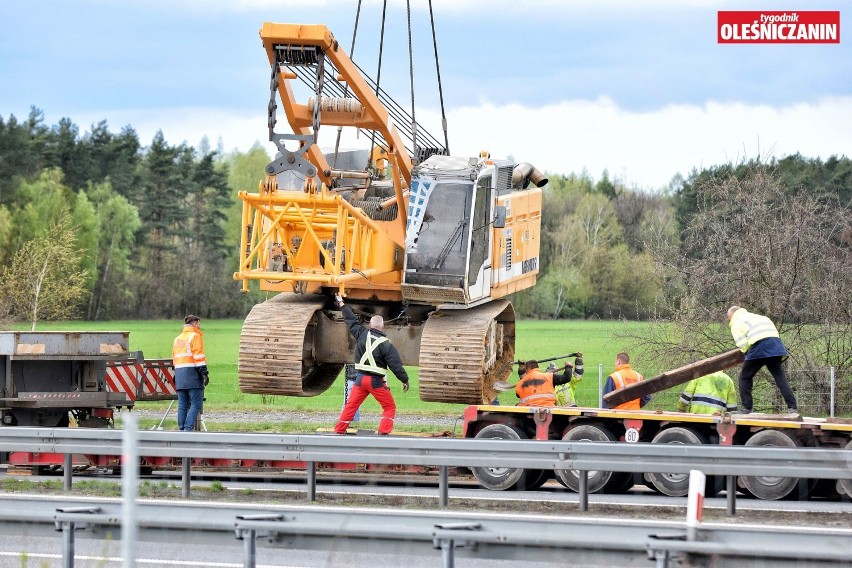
[105, 359, 177, 401]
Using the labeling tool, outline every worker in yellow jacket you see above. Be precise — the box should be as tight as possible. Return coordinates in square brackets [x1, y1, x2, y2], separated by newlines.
[726, 306, 798, 414]
[678, 371, 738, 414]
[172, 315, 209, 431]
[549, 355, 584, 407]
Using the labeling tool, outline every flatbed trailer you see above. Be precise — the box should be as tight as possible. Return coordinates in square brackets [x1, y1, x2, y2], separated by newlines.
[1, 331, 176, 472]
[0, 331, 175, 429]
[461, 404, 852, 500]
[5, 378, 851, 501]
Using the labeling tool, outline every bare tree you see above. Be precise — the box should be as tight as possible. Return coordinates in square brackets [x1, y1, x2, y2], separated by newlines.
[623, 163, 852, 413]
[0, 213, 88, 330]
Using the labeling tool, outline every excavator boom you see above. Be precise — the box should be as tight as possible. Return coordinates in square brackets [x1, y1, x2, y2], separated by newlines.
[261, 22, 411, 227]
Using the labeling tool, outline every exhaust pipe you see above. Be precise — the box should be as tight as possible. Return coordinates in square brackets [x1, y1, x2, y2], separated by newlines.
[511, 163, 549, 189]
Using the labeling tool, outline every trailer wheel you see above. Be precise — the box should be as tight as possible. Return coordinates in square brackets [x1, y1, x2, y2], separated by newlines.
[471, 423, 537, 491]
[839, 439, 852, 499]
[740, 429, 802, 500]
[645, 427, 708, 497]
[520, 469, 552, 491]
[604, 471, 636, 494]
[555, 423, 617, 493]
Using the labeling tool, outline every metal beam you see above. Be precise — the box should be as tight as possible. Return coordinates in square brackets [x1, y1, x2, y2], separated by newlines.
[1, 428, 850, 480]
[0, 496, 849, 567]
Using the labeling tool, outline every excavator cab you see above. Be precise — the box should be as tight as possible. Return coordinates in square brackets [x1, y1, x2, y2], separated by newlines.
[403, 155, 545, 307]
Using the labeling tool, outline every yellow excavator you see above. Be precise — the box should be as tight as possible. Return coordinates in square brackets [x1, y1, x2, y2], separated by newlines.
[234, 22, 547, 404]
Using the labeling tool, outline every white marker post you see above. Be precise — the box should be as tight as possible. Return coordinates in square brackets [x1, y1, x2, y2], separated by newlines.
[122, 413, 139, 568]
[686, 469, 706, 541]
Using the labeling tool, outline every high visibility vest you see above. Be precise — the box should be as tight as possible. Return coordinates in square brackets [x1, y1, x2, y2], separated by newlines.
[729, 308, 781, 353]
[515, 369, 557, 407]
[678, 371, 738, 414]
[355, 333, 389, 376]
[172, 325, 207, 369]
[555, 377, 581, 407]
[609, 365, 644, 410]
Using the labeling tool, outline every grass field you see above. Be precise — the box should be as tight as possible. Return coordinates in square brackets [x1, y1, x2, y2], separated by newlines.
[21, 318, 677, 415]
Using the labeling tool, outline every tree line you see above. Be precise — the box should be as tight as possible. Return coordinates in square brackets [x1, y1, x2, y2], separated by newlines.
[1, 108, 850, 340]
[516, 155, 851, 322]
[0, 108, 259, 325]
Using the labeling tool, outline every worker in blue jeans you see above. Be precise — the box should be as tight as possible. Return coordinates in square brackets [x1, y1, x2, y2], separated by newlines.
[172, 315, 209, 431]
[343, 364, 361, 424]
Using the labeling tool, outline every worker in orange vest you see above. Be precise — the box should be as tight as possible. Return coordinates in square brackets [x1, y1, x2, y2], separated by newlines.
[514, 360, 577, 407]
[172, 315, 209, 431]
[602, 352, 650, 410]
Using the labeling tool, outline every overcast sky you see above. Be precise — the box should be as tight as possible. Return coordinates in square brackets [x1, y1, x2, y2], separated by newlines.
[1, 0, 849, 189]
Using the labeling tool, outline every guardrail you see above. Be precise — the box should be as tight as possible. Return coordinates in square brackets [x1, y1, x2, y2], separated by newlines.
[2, 425, 851, 515]
[0, 495, 850, 568]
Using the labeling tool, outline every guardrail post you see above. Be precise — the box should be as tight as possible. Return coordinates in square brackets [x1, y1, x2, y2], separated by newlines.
[235, 514, 286, 568]
[439, 538, 454, 568]
[63, 453, 72, 492]
[239, 528, 257, 568]
[306, 461, 316, 502]
[182, 457, 191, 498]
[61, 519, 75, 568]
[439, 466, 449, 508]
[726, 475, 736, 516]
[54, 507, 100, 568]
[578, 470, 589, 512]
[652, 550, 670, 568]
[647, 534, 680, 568]
[433, 523, 480, 568]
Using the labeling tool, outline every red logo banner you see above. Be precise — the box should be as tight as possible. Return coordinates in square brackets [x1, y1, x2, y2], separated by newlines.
[718, 11, 840, 43]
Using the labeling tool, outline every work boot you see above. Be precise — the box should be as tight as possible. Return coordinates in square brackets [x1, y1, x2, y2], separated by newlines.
[731, 409, 751, 415]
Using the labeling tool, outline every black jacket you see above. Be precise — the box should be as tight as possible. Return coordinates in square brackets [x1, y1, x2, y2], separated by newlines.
[343, 306, 409, 384]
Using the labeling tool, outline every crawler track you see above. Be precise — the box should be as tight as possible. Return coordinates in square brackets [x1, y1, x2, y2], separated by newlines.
[238, 294, 342, 396]
[418, 300, 515, 404]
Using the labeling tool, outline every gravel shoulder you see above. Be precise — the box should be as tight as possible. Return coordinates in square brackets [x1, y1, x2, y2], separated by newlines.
[126, 408, 466, 430]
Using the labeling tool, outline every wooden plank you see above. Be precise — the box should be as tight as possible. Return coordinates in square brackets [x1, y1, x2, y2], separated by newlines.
[602, 349, 745, 407]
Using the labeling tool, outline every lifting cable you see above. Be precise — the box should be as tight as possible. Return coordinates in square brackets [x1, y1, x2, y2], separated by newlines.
[330, 0, 447, 168]
[429, 0, 450, 153]
[368, 0, 388, 171]
[292, 62, 444, 153]
[333, 0, 363, 168]
[407, 0, 418, 161]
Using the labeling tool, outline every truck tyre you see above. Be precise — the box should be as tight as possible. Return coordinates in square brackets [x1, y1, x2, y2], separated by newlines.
[471, 423, 541, 491]
[645, 427, 710, 497]
[520, 469, 552, 491]
[839, 439, 852, 499]
[604, 471, 636, 494]
[554, 423, 617, 493]
[740, 429, 802, 500]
